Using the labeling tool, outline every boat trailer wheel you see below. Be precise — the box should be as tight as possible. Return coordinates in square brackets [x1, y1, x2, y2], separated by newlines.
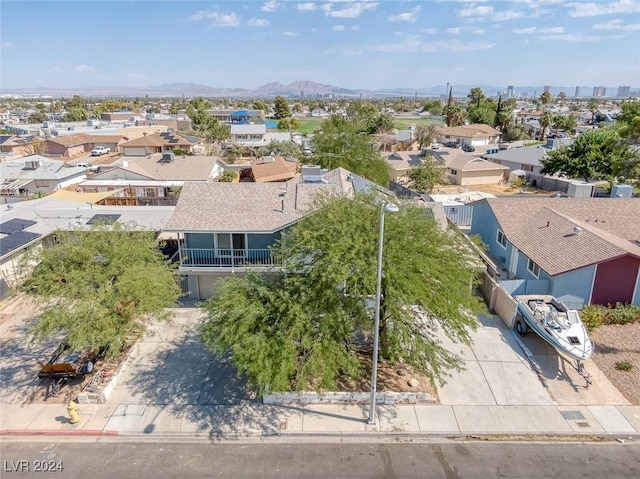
[516, 320, 527, 335]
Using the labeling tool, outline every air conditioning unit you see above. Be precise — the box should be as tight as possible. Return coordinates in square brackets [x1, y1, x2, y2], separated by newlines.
[25, 160, 41, 169]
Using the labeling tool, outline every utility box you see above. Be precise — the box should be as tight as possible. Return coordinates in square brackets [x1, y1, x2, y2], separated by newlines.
[567, 181, 593, 198]
[610, 184, 633, 198]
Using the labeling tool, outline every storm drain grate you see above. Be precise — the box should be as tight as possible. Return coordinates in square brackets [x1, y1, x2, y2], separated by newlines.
[560, 410, 585, 420]
[576, 422, 591, 428]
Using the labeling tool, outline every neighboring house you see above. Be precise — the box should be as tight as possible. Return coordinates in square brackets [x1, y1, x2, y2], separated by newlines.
[46, 133, 92, 158]
[377, 129, 419, 152]
[135, 119, 192, 130]
[119, 132, 203, 156]
[77, 154, 220, 205]
[0, 135, 46, 158]
[164, 166, 386, 299]
[100, 112, 135, 121]
[470, 197, 640, 309]
[482, 145, 549, 177]
[437, 124, 501, 147]
[248, 156, 299, 183]
[385, 151, 424, 182]
[0, 155, 87, 197]
[85, 134, 129, 153]
[444, 156, 509, 186]
[0, 194, 174, 300]
[229, 124, 267, 147]
[208, 109, 264, 124]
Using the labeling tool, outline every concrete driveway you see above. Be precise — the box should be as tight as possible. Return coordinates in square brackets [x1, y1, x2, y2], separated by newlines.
[435, 313, 629, 407]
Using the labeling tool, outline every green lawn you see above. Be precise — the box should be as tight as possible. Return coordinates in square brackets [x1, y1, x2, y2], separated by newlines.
[294, 118, 325, 135]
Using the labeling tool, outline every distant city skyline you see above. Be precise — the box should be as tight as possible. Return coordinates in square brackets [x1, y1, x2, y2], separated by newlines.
[1, 1, 640, 90]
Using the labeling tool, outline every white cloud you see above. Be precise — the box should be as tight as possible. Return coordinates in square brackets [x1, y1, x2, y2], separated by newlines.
[283, 31, 299, 36]
[261, 1, 278, 12]
[0, 41, 14, 49]
[447, 27, 462, 34]
[248, 18, 269, 27]
[188, 10, 240, 27]
[457, 5, 494, 17]
[438, 40, 496, 52]
[75, 65, 96, 73]
[593, 19, 640, 30]
[388, 6, 420, 23]
[567, 0, 640, 17]
[350, 25, 360, 31]
[472, 28, 485, 34]
[512, 26, 564, 33]
[325, 2, 379, 19]
[296, 3, 317, 12]
[538, 33, 600, 42]
[456, 4, 523, 22]
[423, 28, 437, 34]
[333, 25, 346, 31]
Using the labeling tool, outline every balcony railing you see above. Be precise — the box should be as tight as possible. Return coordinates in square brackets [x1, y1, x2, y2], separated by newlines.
[179, 248, 280, 268]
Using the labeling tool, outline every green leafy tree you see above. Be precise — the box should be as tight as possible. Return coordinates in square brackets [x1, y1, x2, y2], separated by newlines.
[414, 123, 438, 149]
[20, 223, 182, 358]
[588, 99, 600, 123]
[617, 100, 640, 124]
[186, 97, 214, 132]
[277, 117, 301, 131]
[467, 87, 485, 108]
[28, 112, 46, 124]
[310, 115, 390, 185]
[253, 100, 268, 114]
[421, 100, 443, 116]
[541, 128, 637, 182]
[406, 156, 449, 193]
[219, 171, 237, 182]
[467, 105, 495, 125]
[62, 108, 90, 122]
[274, 96, 291, 119]
[65, 95, 87, 111]
[200, 194, 483, 393]
[257, 140, 302, 158]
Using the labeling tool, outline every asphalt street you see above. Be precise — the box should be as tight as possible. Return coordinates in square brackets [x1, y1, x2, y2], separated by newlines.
[1, 440, 639, 479]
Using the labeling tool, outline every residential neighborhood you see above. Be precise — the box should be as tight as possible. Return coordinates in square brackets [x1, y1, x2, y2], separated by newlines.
[1, 0, 640, 475]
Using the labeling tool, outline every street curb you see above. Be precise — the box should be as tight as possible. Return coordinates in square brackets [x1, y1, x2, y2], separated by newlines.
[0, 429, 119, 437]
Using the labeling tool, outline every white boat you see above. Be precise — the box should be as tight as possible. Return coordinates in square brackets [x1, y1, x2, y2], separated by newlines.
[514, 295, 593, 361]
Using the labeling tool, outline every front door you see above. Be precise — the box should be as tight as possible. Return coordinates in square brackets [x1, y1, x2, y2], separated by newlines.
[509, 247, 519, 278]
[216, 233, 246, 264]
[232, 234, 246, 261]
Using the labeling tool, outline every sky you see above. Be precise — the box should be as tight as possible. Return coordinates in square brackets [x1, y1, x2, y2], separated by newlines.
[1, 0, 639, 91]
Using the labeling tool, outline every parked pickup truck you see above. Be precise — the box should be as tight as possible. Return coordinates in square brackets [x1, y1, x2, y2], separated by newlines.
[91, 146, 111, 156]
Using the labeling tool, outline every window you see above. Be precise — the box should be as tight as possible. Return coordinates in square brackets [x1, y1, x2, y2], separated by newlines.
[450, 169, 458, 175]
[145, 188, 156, 197]
[496, 229, 507, 248]
[521, 164, 533, 172]
[527, 258, 540, 278]
[34, 180, 48, 188]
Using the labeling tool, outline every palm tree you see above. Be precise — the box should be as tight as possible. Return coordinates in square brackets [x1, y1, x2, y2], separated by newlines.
[415, 123, 438, 149]
[551, 114, 567, 138]
[588, 99, 600, 123]
[539, 110, 553, 141]
[539, 91, 553, 110]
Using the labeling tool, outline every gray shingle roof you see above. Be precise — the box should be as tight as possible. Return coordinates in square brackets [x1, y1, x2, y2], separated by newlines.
[164, 167, 379, 233]
[482, 145, 549, 167]
[482, 197, 640, 275]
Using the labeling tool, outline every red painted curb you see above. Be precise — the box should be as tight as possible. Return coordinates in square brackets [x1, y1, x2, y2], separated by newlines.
[0, 429, 119, 437]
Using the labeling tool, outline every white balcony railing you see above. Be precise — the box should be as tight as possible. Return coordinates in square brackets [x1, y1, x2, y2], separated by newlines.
[179, 248, 279, 267]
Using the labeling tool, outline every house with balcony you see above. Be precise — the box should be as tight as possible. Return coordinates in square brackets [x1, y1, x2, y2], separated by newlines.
[470, 196, 640, 309]
[229, 124, 268, 148]
[77, 153, 221, 206]
[163, 166, 383, 299]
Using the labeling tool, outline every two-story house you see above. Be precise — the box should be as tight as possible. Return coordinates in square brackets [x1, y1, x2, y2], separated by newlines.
[0, 155, 87, 197]
[164, 166, 383, 299]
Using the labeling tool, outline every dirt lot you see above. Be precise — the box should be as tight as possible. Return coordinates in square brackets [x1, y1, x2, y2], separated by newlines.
[432, 184, 552, 196]
[590, 322, 640, 405]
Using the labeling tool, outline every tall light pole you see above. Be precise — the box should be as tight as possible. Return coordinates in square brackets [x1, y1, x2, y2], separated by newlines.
[368, 200, 399, 425]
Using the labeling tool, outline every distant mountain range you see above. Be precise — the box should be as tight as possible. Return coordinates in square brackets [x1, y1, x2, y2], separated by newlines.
[0, 81, 633, 99]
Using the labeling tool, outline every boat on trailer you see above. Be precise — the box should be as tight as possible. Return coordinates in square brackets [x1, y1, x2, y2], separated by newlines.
[514, 295, 593, 362]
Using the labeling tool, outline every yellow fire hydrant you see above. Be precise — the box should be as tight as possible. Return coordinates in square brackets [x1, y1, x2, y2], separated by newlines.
[67, 401, 79, 424]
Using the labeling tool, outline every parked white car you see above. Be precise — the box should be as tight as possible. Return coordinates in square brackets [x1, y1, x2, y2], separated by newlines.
[91, 146, 110, 156]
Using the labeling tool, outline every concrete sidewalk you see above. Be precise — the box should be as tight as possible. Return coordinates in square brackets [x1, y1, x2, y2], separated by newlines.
[2, 402, 640, 439]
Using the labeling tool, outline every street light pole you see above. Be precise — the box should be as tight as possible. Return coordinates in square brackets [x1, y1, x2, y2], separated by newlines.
[368, 201, 399, 425]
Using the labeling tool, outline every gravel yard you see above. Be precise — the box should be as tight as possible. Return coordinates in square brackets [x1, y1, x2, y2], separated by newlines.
[590, 322, 640, 405]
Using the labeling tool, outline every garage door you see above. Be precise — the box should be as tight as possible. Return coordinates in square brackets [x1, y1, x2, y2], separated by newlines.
[591, 255, 639, 305]
[124, 147, 147, 156]
[197, 275, 226, 300]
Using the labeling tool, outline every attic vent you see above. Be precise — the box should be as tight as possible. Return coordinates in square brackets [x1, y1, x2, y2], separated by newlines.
[160, 152, 175, 163]
[24, 160, 41, 170]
